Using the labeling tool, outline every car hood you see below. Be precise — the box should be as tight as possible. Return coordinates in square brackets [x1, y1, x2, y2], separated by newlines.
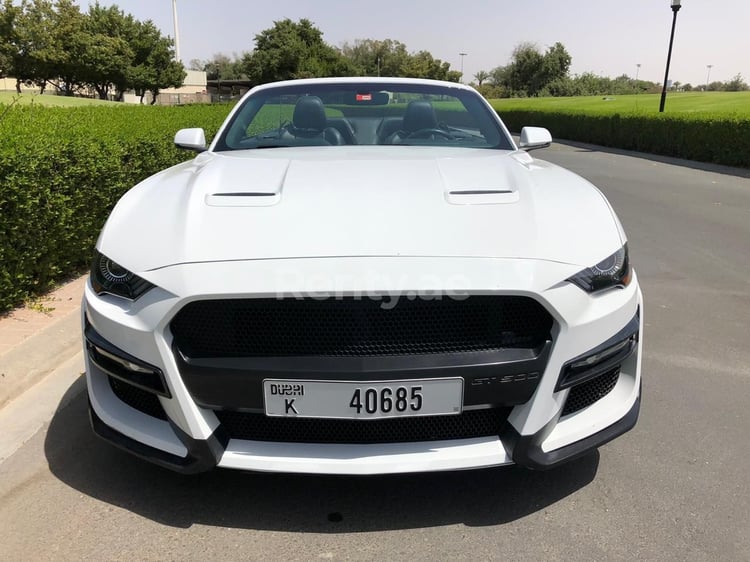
[99, 146, 624, 272]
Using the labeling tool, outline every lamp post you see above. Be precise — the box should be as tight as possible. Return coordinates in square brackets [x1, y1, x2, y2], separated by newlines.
[459, 52, 467, 83]
[705, 64, 713, 91]
[659, 0, 682, 112]
[635, 63, 641, 82]
[172, 0, 181, 62]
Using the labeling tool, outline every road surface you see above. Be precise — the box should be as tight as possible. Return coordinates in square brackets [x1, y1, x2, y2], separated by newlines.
[1, 142, 748, 561]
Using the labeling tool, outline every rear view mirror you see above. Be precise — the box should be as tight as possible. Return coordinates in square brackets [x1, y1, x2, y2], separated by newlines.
[519, 127, 552, 151]
[174, 128, 207, 153]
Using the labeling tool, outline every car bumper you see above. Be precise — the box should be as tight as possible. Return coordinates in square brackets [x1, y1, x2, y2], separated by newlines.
[84, 257, 643, 475]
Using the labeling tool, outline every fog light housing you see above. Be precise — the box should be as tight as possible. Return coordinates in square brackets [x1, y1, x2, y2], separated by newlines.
[556, 312, 639, 391]
[85, 323, 170, 398]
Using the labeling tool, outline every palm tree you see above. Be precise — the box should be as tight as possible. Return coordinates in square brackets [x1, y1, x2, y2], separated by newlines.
[473, 70, 490, 86]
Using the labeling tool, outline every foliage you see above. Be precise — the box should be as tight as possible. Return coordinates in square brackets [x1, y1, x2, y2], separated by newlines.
[483, 42, 571, 97]
[724, 73, 749, 92]
[0, 0, 184, 100]
[240, 18, 356, 84]
[492, 98, 750, 168]
[0, 102, 231, 311]
[340, 38, 460, 82]
[340, 39, 409, 77]
[473, 70, 489, 86]
[190, 53, 247, 81]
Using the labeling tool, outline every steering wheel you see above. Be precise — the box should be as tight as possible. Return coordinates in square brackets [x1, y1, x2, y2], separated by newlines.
[404, 128, 455, 140]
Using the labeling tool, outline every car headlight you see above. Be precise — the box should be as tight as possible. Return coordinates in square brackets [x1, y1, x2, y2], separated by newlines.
[567, 244, 631, 293]
[90, 249, 155, 300]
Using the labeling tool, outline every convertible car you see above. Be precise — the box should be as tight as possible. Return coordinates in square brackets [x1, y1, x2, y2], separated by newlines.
[84, 77, 642, 474]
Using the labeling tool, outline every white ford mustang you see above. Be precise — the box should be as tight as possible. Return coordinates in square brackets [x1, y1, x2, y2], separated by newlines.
[83, 77, 642, 474]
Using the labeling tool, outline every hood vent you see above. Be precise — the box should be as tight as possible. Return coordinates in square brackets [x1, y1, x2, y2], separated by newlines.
[205, 192, 280, 207]
[445, 189, 519, 205]
[449, 189, 513, 195]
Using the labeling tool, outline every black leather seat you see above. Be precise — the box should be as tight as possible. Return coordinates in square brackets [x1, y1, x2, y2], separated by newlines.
[384, 100, 440, 143]
[288, 96, 345, 145]
[403, 100, 438, 133]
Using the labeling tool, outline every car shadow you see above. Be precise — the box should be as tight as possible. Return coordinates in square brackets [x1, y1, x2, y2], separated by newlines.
[45, 387, 599, 532]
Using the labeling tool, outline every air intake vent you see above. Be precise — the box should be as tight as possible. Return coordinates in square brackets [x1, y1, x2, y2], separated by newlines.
[170, 296, 553, 359]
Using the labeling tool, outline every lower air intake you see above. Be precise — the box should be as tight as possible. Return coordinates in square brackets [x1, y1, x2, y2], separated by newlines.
[562, 367, 620, 416]
[108, 376, 168, 421]
[215, 408, 510, 444]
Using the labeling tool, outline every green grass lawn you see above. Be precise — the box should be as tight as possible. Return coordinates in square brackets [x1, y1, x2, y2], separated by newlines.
[490, 91, 750, 115]
[0, 91, 119, 107]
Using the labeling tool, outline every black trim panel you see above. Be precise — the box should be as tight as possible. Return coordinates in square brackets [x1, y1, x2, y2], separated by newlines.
[176, 342, 553, 411]
[504, 386, 641, 470]
[89, 400, 226, 474]
[85, 323, 171, 398]
[556, 311, 640, 391]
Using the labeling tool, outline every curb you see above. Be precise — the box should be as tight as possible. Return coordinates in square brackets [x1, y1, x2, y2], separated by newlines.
[0, 351, 85, 463]
[0, 299, 83, 410]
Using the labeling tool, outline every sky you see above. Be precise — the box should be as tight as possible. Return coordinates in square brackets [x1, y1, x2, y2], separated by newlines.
[78, 0, 749, 87]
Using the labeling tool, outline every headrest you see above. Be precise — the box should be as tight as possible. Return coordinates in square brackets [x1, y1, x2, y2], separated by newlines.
[403, 100, 438, 132]
[293, 96, 327, 131]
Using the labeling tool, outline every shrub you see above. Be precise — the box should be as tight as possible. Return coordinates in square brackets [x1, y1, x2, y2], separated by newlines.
[0, 103, 230, 311]
[493, 106, 750, 168]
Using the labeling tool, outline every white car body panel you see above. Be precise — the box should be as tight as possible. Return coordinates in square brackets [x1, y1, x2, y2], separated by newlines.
[84, 77, 642, 475]
[99, 147, 622, 273]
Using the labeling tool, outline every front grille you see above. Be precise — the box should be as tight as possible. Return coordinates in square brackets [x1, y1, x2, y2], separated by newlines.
[108, 376, 168, 421]
[215, 408, 510, 444]
[562, 367, 620, 416]
[171, 296, 552, 358]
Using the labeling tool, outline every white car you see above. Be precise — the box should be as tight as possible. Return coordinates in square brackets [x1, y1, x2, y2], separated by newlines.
[84, 77, 642, 475]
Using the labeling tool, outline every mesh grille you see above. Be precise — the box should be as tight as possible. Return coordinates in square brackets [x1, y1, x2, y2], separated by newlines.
[171, 296, 552, 358]
[108, 376, 168, 421]
[216, 408, 509, 444]
[562, 367, 620, 416]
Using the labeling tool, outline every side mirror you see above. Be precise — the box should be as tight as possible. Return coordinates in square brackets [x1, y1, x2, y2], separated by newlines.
[174, 128, 207, 153]
[519, 127, 552, 151]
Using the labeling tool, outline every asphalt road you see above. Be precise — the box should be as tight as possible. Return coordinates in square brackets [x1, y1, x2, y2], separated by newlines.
[1, 143, 749, 561]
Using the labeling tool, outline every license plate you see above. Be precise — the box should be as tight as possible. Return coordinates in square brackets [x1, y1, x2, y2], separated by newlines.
[263, 378, 463, 419]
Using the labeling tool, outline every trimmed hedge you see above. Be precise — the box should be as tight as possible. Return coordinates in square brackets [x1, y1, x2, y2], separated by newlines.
[493, 106, 750, 169]
[0, 103, 230, 312]
[2, 101, 748, 311]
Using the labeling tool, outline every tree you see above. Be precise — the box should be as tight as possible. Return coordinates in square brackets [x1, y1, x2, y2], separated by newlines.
[3, 0, 61, 93]
[504, 42, 544, 95]
[473, 70, 489, 86]
[241, 18, 354, 84]
[537, 42, 571, 90]
[143, 40, 185, 104]
[125, 18, 184, 103]
[401, 50, 458, 81]
[725, 73, 749, 91]
[340, 38, 409, 77]
[82, 3, 135, 99]
[191, 52, 246, 81]
[43, 0, 90, 95]
[0, 0, 21, 79]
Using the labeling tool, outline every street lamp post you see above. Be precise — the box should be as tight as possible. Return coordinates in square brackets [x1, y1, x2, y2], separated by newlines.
[635, 63, 641, 82]
[705, 64, 713, 91]
[172, 0, 181, 62]
[459, 52, 467, 83]
[659, 0, 682, 112]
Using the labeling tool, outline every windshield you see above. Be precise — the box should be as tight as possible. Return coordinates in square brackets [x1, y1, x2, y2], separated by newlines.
[214, 82, 514, 151]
